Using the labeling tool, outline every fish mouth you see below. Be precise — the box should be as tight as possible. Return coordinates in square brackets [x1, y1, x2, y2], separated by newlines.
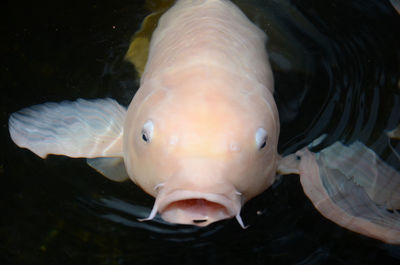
[140, 189, 246, 227]
[163, 198, 229, 225]
[158, 190, 237, 226]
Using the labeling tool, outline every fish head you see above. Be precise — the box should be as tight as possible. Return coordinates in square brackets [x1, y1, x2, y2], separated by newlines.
[123, 70, 279, 226]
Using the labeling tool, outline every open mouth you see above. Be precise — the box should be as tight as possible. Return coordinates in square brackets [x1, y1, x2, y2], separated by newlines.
[162, 198, 230, 225]
[139, 187, 246, 228]
[157, 190, 237, 226]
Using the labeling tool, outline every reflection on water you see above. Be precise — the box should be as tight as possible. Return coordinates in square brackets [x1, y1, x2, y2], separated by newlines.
[2, 0, 400, 264]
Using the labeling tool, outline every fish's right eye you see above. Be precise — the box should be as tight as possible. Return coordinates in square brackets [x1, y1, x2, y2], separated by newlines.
[141, 120, 154, 143]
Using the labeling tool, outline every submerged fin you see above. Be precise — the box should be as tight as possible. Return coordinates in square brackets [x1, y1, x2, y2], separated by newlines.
[299, 142, 400, 244]
[279, 141, 400, 244]
[390, 0, 400, 15]
[317, 142, 400, 209]
[124, 0, 175, 76]
[387, 124, 400, 140]
[9, 98, 126, 158]
[387, 125, 400, 160]
[87, 157, 129, 182]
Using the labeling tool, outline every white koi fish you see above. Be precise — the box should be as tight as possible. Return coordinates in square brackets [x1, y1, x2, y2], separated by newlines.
[8, 0, 400, 244]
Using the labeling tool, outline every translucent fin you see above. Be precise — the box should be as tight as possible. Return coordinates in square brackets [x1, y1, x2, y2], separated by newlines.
[387, 124, 400, 140]
[87, 157, 129, 182]
[390, 0, 400, 15]
[295, 142, 400, 244]
[317, 142, 400, 209]
[387, 125, 400, 160]
[9, 98, 126, 158]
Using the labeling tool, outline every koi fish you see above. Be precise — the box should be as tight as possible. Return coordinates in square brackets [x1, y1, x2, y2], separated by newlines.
[8, 0, 400, 244]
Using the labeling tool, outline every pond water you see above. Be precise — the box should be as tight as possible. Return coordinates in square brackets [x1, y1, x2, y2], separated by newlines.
[2, 0, 400, 264]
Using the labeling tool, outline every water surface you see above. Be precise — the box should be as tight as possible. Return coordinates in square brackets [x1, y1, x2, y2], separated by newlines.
[2, 0, 400, 264]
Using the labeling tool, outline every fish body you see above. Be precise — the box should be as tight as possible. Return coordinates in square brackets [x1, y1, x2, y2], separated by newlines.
[8, 0, 400, 243]
[124, 0, 279, 225]
[10, 0, 279, 227]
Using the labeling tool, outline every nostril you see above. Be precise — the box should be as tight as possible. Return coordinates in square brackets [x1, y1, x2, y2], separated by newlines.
[193, 219, 208, 223]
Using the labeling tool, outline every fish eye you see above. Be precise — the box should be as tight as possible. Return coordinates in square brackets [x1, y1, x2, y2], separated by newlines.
[255, 128, 268, 150]
[141, 120, 154, 143]
[142, 133, 149, 142]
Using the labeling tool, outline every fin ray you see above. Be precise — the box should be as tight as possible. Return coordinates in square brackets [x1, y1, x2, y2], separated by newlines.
[9, 98, 126, 158]
[87, 157, 129, 182]
[296, 142, 400, 244]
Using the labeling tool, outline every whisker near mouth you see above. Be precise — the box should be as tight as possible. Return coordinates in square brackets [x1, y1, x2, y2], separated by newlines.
[155, 188, 243, 227]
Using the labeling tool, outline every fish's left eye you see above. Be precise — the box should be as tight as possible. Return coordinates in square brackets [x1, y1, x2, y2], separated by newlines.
[141, 120, 154, 143]
[255, 128, 268, 150]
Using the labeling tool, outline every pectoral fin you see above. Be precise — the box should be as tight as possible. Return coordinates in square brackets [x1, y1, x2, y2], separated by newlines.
[279, 141, 400, 244]
[87, 157, 129, 182]
[317, 142, 400, 209]
[9, 98, 126, 158]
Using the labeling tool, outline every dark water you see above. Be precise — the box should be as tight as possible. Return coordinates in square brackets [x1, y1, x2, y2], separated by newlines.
[2, 0, 400, 264]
